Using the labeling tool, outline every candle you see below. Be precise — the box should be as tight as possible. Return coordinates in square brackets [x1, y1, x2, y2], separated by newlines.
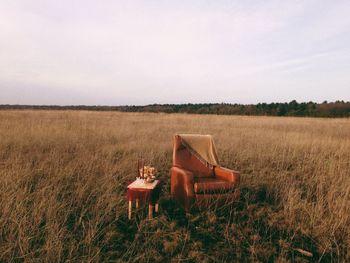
[137, 159, 140, 178]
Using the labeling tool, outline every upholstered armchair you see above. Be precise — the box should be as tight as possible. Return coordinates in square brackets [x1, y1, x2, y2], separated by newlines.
[170, 134, 240, 211]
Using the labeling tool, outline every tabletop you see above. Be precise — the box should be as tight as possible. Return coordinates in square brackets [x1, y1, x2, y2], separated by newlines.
[127, 179, 160, 190]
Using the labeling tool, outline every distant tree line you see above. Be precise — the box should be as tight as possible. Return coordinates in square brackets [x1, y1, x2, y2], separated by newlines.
[1, 100, 349, 117]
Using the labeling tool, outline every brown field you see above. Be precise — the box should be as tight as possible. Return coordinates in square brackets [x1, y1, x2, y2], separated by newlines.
[0, 110, 349, 262]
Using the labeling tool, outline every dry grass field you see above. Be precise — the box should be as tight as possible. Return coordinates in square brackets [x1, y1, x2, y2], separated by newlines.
[0, 110, 349, 262]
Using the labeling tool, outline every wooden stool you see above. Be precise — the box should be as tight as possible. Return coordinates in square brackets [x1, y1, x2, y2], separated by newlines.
[127, 180, 161, 219]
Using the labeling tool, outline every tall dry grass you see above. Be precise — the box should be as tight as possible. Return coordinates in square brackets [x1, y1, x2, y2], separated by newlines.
[0, 110, 349, 262]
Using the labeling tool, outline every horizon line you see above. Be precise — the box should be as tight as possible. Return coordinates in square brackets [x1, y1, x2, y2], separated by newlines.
[0, 100, 349, 108]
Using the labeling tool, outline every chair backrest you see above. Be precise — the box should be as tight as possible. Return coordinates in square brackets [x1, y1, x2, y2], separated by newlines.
[172, 134, 217, 177]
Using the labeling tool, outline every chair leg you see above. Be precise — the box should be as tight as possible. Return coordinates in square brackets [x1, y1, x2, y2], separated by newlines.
[155, 203, 159, 213]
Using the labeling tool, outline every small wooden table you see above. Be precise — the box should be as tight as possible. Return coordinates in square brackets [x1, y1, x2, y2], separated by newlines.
[127, 179, 161, 219]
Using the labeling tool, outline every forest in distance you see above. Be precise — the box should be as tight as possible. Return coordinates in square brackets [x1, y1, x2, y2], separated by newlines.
[1, 100, 349, 117]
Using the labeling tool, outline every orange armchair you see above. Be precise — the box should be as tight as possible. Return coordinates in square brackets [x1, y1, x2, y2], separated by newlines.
[170, 134, 240, 211]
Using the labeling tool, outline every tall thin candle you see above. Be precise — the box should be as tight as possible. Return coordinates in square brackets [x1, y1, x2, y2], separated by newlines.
[137, 159, 140, 178]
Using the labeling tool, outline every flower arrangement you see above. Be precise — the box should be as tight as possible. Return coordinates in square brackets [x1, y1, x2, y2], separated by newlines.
[137, 159, 156, 183]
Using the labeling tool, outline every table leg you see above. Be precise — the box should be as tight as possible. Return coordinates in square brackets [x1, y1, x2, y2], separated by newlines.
[128, 201, 132, 220]
[155, 203, 159, 213]
[148, 204, 153, 219]
[136, 199, 139, 209]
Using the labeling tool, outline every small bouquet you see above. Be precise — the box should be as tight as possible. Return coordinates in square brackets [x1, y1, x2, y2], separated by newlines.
[137, 159, 157, 183]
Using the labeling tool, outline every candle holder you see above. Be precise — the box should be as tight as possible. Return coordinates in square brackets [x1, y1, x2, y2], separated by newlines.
[137, 158, 145, 181]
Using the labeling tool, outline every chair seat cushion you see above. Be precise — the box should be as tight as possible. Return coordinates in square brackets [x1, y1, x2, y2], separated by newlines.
[194, 178, 235, 194]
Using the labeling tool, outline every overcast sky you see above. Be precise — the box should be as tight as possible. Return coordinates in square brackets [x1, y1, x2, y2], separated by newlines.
[1, 0, 350, 105]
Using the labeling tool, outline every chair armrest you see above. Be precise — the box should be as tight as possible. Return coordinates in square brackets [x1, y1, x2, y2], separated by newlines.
[170, 166, 194, 199]
[214, 166, 240, 186]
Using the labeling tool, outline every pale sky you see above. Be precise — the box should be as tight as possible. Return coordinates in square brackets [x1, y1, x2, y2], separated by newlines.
[1, 0, 350, 105]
